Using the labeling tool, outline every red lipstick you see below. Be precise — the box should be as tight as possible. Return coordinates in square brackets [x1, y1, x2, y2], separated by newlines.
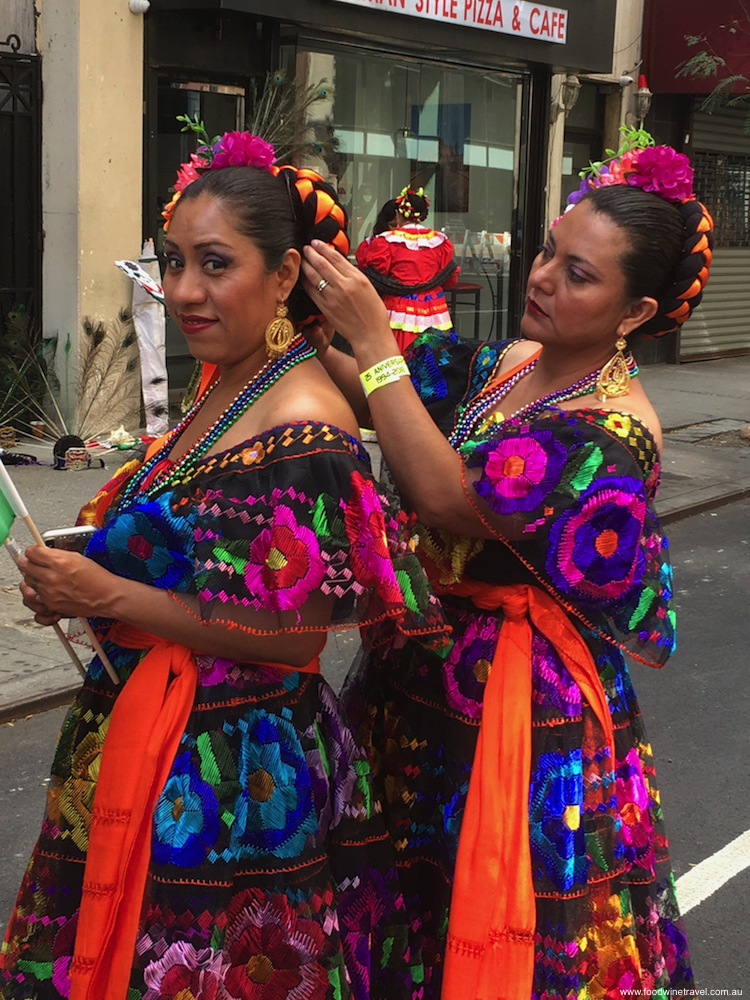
[526, 297, 548, 318]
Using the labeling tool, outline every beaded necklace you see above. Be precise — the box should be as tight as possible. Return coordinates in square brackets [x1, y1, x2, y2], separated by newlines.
[118, 335, 315, 511]
[450, 352, 639, 449]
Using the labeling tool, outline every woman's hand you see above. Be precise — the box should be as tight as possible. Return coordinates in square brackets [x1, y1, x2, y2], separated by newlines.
[302, 242, 394, 359]
[19, 546, 119, 624]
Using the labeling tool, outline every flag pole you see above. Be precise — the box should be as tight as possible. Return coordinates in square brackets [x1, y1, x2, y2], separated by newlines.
[4, 537, 87, 679]
[0, 460, 119, 686]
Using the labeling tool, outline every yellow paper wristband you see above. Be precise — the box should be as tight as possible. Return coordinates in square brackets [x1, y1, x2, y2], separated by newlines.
[359, 356, 411, 397]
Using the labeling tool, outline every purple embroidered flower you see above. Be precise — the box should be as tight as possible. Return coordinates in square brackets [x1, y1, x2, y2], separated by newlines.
[474, 430, 568, 514]
[546, 477, 646, 602]
[244, 505, 325, 613]
[210, 131, 275, 171]
[337, 868, 397, 997]
[443, 613, 499, 718]
[531, 629, 582, 720]
[627, 145, 694, 202]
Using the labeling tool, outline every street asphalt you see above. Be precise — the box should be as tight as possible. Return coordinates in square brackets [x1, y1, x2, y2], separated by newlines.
[0, 351, 748, 722]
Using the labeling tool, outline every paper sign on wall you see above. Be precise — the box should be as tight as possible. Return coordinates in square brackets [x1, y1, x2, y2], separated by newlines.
[331, 0, 568, 42]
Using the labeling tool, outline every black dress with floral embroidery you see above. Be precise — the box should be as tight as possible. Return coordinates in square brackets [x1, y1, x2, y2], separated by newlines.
[0, 422, 444, 1000]
[345, 333, 694, 999]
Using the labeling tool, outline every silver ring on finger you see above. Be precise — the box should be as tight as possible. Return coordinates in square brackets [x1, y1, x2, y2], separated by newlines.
[316, 279, 329, 293]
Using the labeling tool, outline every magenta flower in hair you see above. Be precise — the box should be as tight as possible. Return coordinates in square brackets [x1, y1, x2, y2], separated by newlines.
[626, 145, 694, 202]
[209, 131, 275, 171]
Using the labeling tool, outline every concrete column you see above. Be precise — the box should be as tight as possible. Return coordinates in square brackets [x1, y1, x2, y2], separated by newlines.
[38, 0, 143, 422]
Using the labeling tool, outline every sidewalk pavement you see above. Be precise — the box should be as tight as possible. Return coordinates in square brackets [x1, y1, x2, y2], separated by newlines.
[1, 353, 749, 722]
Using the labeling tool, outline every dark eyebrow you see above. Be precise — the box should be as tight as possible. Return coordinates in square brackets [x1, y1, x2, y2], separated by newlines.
[163, 238, 234, 251]
[547, 230, 602, 277]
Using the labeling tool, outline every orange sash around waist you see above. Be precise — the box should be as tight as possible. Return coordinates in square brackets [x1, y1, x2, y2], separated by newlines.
[440, 582, 615, 1000]
[69, 624, 320, 1000]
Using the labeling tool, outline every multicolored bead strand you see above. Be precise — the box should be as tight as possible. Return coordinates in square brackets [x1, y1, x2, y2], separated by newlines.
[118, 336, 316, 511]
[450, 352, 638, 449]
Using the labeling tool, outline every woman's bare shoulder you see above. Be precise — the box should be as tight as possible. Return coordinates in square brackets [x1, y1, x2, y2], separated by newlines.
[496, 338, 540, 374]
[252, 359, 361, 439]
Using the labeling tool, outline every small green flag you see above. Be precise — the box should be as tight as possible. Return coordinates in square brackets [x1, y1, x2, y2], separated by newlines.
[0, 458, 26, 547]
[0, 488, 14, 546]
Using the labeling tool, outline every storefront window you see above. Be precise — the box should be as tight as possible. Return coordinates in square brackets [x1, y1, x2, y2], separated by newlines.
[295, 46, 527, 341]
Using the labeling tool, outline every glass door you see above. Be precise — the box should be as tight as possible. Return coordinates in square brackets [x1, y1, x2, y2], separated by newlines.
[294, 46, 528, 341]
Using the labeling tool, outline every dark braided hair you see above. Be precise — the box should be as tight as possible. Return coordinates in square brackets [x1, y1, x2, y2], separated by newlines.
[395, 187, 430, 223]
[173, 164, 349, 326]
[582, 185, 714, 338]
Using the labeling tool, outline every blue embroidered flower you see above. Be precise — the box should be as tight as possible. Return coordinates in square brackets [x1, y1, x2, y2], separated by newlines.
[87, 492, 195, 590]
[528, 749, 587, 892]
[153, 751, 220, 867]
[228, 709, 318, 860]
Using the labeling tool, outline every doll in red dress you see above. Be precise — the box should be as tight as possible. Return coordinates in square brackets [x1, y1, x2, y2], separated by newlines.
[355, 187, 459, 352]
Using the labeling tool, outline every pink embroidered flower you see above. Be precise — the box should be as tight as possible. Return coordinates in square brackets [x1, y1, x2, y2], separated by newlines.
[344, 471, 401, 594]
[627, 145, 694, 202]
[142, 942, 228, 1000]
[210, 132, 275, 171]
[244, 505, 325, 613]
[474, 430, 568, 514]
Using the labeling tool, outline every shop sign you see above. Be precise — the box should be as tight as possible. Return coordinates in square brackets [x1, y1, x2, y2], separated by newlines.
[331, 0, 568, 42]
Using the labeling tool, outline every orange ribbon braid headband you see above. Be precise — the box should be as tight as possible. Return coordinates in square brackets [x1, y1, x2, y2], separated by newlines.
[440, 581, 615, 1000]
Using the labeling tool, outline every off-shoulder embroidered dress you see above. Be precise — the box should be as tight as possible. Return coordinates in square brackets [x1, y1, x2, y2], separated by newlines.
[0, 421, 444, 1000]
[345, 333, 694, 998]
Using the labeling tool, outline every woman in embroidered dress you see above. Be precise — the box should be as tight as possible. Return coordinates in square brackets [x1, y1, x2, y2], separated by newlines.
[355, 187, 458, 353]
[0, 133, 444, 1000]
[301, 141, 713, 997]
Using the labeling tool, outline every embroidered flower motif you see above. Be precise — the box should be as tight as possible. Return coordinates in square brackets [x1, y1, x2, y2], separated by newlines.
[153, 751, 221, 867]
[337, 868, 396, 998]
[228, 709, 318, 860]
[604, 413, 633, 438]
[531, 629, 582, 721]
[615, 748, 655, 872]
[442, 612, 498, 718]
[344, 471, 401, 592]
[240, 442, 266, 465]
[528, 749, 587, 893]
[210, 132, 275, 171]
[51, 912, 78, 998]
[473, 430, 568, 514]
[546, 476, 646, 602]
[244, 505, 325, 612]
[143, 942, 228, 1000]
[87, 493, 195, 592]
[602, 954, 643, 996]
[222, 889, 328, 1000]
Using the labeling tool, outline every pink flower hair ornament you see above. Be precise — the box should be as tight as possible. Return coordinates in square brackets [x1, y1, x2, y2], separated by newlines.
[162, 121, 276, 231]
[566, 126, 694, 209]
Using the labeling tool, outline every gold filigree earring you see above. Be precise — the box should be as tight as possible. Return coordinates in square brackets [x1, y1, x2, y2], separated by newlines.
[595, 332, 631, 401]
[265, 302, 295, 360]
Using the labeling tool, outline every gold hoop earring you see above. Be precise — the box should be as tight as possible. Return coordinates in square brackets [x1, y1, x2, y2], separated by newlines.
[595, 333, 631, 401]
[265, 302, 295, 360]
